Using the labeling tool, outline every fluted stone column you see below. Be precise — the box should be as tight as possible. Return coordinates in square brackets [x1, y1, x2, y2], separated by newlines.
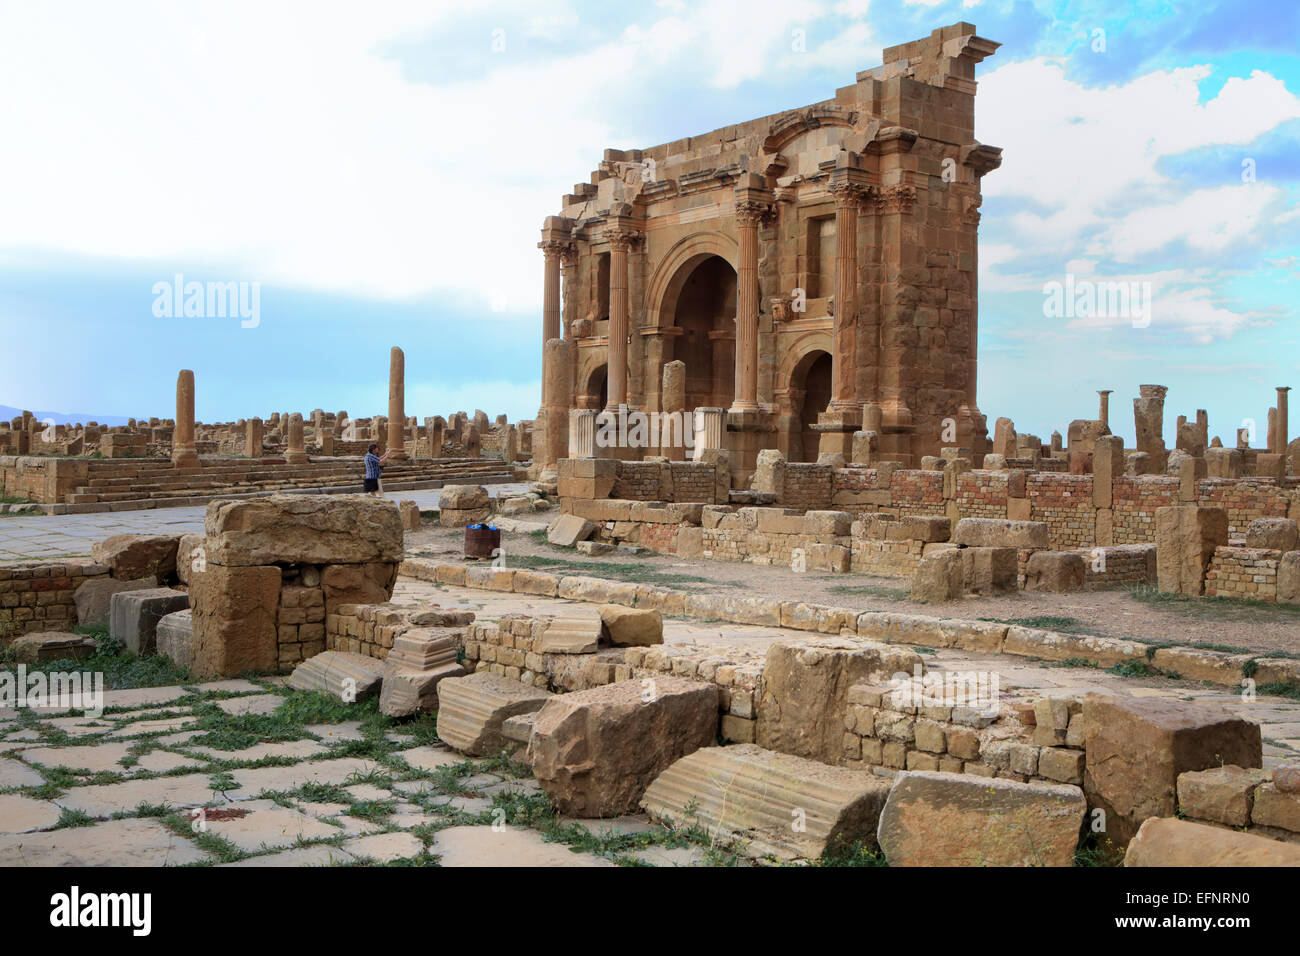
[731, 195, 766, 412]
[569, 409, 597, 459]
[172, 369, 199, 468]
[386, 346, 408, 461]
[606, 227, 636, 410]
[539, 217, 572, 344]
[829, 180, 865, 411]
[285, 413, 308, 465]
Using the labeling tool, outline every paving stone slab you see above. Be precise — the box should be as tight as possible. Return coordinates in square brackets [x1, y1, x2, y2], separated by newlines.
[133, 750, 207, 774]
[107, 717, 196, 738]
[0, 794, 62, 833]
[54, 772, 222, 817]
[204, 804, 341, 854]
[219, 844, 355, 867]
[0, 757, 44, 788]
[431, 825, 614, 867]
[23, 742, 135, 774]
[215, 694, 283, 716]
[0, 817, 213, 866]
[306, 721, 366, 742]
[190, 679, 263, 694]
[342, 831, 425, 862]
[393, 745, 463, 773]
[224, 757, 380, 800]
[630, 845, 708, 867]
[190, 740, 326, 762]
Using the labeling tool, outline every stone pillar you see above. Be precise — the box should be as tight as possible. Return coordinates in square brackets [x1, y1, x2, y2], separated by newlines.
[1134, 385, 1168, 471]
[386, 346, 408, 461]
[319, 426, 334, 457]
[1097, 390, 1112, 427]
[731, 178, 768, 412]
[428, 416, 445, 459]
[245, 417, 263, 458]
[285, 413, 308, 465]
[171, 369, 199, 468]
[539, 217, 571, 344]
[828, 178, 865, 412]
[605, 218, 638, 410]
[569, 409, 597, 459]
[692, 407, 725, 462]
[539, 338, 574, 469]
[1277, 387, 1291, 456]
[662, 360, 687, 462]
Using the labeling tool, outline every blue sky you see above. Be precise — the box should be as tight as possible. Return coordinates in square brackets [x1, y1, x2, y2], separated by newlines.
[0, 0, 1297, 446]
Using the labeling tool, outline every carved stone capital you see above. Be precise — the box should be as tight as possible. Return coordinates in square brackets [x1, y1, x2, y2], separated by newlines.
[734, 199, 774, 227]
[828, 180, 870, 210]
[606, 229, 642, 253]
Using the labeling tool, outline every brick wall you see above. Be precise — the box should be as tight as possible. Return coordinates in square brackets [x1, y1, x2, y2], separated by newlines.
[1205, 546, 1280, 602]
[1027, 474, 1096, 549]
[1112, 476, 1179, 544]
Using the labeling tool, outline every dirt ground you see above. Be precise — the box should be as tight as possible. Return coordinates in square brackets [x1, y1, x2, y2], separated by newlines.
[409, 520, 1300, 658]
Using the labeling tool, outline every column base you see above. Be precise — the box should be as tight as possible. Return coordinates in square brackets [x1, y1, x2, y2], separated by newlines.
[284, 452, 310, 465]
[171, 449, 200, 470]
[812, 407, 862, 460]
[725, 407, 776, 489]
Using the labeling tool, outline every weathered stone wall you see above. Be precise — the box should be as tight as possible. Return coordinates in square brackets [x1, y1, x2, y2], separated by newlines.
[1194, 478, 1292, 536]
[1111, 476, 1180, 544]
[1204, 546, 1281, 602]
[1025, 473, 1095, 549]
[0, 559, 109, 638]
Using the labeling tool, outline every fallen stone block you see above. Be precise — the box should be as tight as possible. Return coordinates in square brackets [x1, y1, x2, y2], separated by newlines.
[74, 575, 157, 629]
[876, 771, 1086, 867]
[548, 514, 596, 547]
[155, 609, 194, 671]
[1176, 765, 1268, 827]
[439, 485, 489, 510]
[1024, 551, 1086, 592]
[437, 672, 553, 756]
[501, 713, 536, 745]
[757, 638, 923, 764]
[598, 604, 663, 646]
[378, 629, 466, 717]
[90, 534, 182, 581]
[641, 743, 891, 861]
[961, 546, 1017, 595]
[287, 651, 386, 702]
[204, 494, 403, 566]
[109, 588, 190, 656]
[538, 606, 604, 654]
[1124, 816, 1300, 866]
[528, 677, 718, 817]
[574, 540, 613, 556]
[1083, 694, 1262, 847]
[952, 518, 1049, 549]
[9, 631, 97, 664]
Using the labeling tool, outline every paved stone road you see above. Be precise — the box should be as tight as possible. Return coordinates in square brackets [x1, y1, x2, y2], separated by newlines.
[0, 486, 530, 562]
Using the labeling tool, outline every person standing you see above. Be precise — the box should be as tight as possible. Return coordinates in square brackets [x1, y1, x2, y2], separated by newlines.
[363, 443, 388, 495]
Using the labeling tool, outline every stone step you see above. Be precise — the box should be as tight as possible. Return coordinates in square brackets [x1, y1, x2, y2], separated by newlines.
[641, 743, 892, 861]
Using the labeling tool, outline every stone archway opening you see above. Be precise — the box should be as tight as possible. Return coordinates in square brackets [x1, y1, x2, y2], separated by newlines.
[792, 349, 832, 462]
[580, 364, 608, 410]
[666, 255, 737, 410]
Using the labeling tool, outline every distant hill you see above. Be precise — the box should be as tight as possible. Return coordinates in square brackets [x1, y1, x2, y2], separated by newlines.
[0, 404, 133, 427]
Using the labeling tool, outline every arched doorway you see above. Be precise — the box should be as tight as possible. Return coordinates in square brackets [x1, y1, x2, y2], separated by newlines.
[792, 349, 832, 462]
[580, 364, 607, 410]
[667, 255, 737, 409]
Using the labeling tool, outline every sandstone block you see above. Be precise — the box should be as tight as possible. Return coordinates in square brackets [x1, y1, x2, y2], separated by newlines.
[398, 499, 421, 533]
[379, 630, 466, 717]
[155, 609, 194, 671]
[90, 534, 182, 582]
[529, 676, 718, 817]
[1155, 505, 1228, 596]
[1251, 783, 1300, 832]
[1244, 517, 1298, 552]
[910, 549, 963, 603]
[961, 546, 1017, 595]
[437, 672, 554, 756]
[642, 743, 892, 860]
[539, 606, 604, 654]
[73, 576, 156, 629]
[287, 650, 385, 700]
[1024, 551, 1086, 592]
[1124, 816, 1300, 866]
[952, 518, 1049, 549]
[1176, 765, 1268, 827]
[548, 514, 596, 547]
[876, 771, 1085, 867]
[9, 631, 96, 664]
[439, 485, 489, 510]
[321, 562, 397, 611]
[597, 604, 663, 646]
[757, 638, 923, 764]
[1083, 694, 1262, 847]
[191, 564, 282, 678]
[204, 494, 402, 566]
[109, 587, 189, 656]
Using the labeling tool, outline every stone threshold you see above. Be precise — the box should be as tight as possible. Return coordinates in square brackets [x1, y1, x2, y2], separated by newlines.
[395, 557, 1300, 696]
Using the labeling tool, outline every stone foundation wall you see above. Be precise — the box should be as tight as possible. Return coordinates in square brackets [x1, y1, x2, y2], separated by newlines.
[1070, 544, 1158, 588]
[1111, 476, 1180, 544]
[1176, 767, 1300, 842]
[1026, 474, 1095, 549]
[325, 603, 410, 659]
[1204, 546, 1282, 602]
[1195, 479, 1293, 536]
[0, 559, 109, 638]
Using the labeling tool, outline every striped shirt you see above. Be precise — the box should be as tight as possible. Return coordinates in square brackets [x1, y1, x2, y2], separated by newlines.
[364, 452, 382, 479]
